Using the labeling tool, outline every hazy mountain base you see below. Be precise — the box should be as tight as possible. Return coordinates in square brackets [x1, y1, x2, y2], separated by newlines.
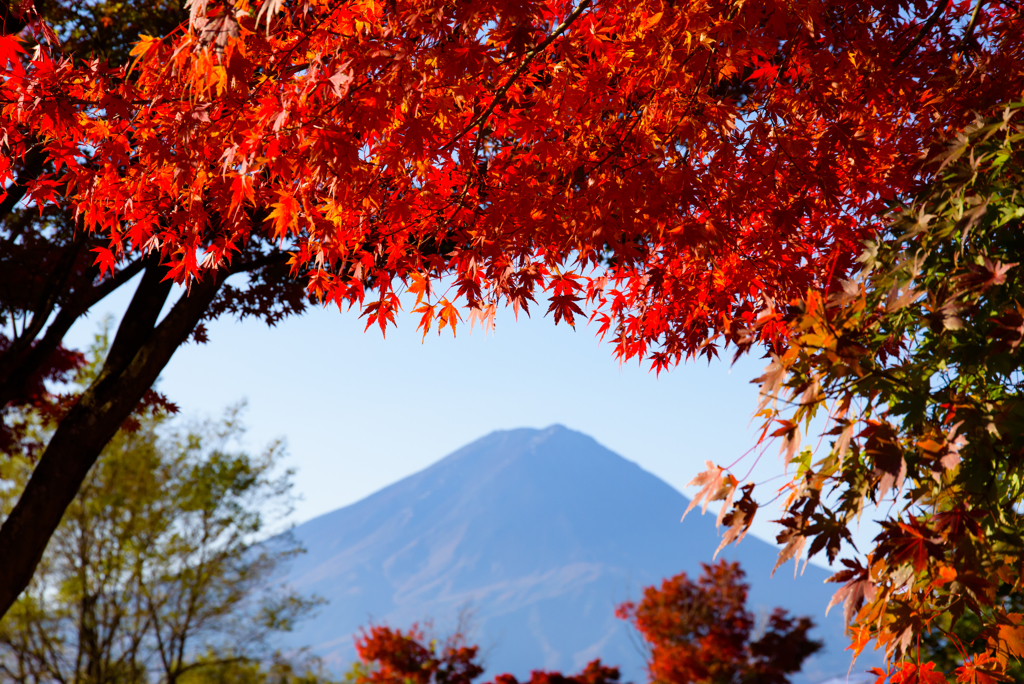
[277, 426, 883, 684]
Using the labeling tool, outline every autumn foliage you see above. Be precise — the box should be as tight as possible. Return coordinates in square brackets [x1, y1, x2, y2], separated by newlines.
[490, 661, 623, 684]
[353, 574, 818, 684]
[3, 0, 1024, 670]
[351, 624, 484, 684]
[689, 112, 1024, 681]
[616, 561, 821, 684]
[350, 624, 619, 684]
[5, 0, 1024, 367]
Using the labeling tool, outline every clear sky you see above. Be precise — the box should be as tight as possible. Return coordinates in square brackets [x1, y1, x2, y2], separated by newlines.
[70, 280, 880, 569]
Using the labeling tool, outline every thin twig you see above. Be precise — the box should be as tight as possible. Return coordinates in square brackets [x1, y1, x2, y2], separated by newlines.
[892, 0, 950, 68]
[955, 0, 986, 52]
[442, 0, 592, 151]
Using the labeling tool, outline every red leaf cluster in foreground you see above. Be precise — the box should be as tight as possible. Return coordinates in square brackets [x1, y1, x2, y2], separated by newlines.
[5, 0, 1023, 369]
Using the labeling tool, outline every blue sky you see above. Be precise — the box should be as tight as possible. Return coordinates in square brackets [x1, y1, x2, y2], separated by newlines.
[70, 281, 880, 569]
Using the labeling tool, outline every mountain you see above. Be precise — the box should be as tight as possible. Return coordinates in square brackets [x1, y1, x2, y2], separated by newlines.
[278, 426, 880, 683]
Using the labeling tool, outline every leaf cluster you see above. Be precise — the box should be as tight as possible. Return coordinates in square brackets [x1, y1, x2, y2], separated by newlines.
[490, 660, 622, 684]
[616, 560, 821, 684]
[348, 623, 620, 684]
[6, 0, 1023, 366]
[181, 651, 340, 684]
[690, 106, 1024, 681]
[348, 624, 484, 684]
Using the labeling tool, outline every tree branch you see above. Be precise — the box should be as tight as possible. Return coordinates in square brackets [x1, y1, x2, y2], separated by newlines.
[893, 0, 950, 68]
[443, 0, 592, 150]
[0, 257, 145, 411]
[956, 0, 986, 52]
[0, 271, 226, 620]
[0, 148, 47, 224]
[100, 257, 175, 377]
[9, 231, 88, 355]
[0, 1, 27, 36]
[228, 248, 292, 275]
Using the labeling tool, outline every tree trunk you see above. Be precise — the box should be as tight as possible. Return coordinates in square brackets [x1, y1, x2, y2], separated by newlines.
[0, 268, 224, 619]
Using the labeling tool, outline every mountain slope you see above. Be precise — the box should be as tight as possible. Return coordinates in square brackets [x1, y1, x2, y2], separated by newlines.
[279, 426, 877, 683]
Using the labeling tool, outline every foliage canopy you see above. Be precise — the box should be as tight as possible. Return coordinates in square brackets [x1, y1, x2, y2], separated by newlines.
[690, 108, 1024, 682]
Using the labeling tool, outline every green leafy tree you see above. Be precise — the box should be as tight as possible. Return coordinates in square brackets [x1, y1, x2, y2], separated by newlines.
[0, 333, 318, 684]
[689, 106, 1024, 681]
[179, 653, 339, 684]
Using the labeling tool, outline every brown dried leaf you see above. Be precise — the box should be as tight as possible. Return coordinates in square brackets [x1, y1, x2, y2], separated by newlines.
[755, 356, 786, 414]
[773, 515, 808, 577]
[771, 420, 801, 468]
[826, 565, 874, 626]
[682, 462, 738, 522]
[833, 420, 854, 464]
[864, 422, 906, 501]
[713, 484, 757, 558]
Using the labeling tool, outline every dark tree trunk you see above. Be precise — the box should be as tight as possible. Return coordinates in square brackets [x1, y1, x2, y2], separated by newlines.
[0, 267, 224, 618]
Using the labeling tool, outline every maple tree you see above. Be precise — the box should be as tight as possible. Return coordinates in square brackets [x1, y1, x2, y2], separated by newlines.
[2, 0, 1024, 626]
[0, 0, 307, 619]
[350, 623, 620, 684]
[348, 624, 484, 684]
[489, 660, 622, 684]
[688, 110, 1024, 682]
[616, 560, 821, 684]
